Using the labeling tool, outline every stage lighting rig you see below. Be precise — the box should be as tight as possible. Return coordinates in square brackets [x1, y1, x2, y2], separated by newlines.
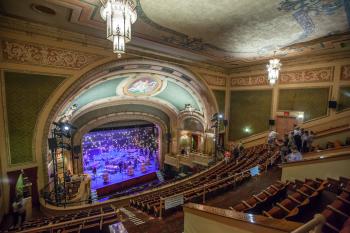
[211, 112, 227, 162]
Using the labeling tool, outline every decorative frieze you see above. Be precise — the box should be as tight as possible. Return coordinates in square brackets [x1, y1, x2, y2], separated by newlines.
[1, 39, 102, 69]
[200, 73, 226, 87]
[341, 64, 350, 81]
[231, 74, 268, 87]
[279, 67, 334, 84]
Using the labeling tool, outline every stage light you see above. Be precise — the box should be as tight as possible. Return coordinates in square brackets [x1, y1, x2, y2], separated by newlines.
[63, 125, 70, 131]
[218, 114, 223, 119]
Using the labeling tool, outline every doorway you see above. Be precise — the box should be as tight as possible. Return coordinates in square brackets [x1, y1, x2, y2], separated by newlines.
[276, 116, 297, 138]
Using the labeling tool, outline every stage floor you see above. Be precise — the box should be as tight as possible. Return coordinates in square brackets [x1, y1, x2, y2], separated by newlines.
[88, 160, 158, 190]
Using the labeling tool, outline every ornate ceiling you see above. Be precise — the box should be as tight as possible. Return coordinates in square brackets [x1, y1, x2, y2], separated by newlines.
[63, 73, 202, 122]
[0, 0, 349, 68]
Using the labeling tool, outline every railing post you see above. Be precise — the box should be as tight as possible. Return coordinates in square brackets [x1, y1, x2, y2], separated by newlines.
[203, 184, 206, 203]
[159, 197, 163, 219]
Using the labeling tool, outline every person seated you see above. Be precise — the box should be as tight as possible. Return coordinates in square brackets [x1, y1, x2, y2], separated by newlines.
[286, 146, 303, 162]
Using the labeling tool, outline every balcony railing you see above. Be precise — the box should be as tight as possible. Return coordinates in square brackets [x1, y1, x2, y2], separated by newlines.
[165, 153, 213, 168]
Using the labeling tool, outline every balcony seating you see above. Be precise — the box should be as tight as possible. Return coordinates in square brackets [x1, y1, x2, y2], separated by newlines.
[5, 204, 119, 233]
[231, 181, 289, 214]
[263, 179, 327, 222]
[322, 184, 350, 233]
[130, 144, 279, 217]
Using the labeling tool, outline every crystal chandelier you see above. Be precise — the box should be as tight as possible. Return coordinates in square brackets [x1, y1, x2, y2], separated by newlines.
[266, 52, 282, 85]
[100, 0, 137, 57]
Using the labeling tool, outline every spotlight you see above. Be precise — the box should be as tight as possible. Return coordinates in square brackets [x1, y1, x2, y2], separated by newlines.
[63, 125, 70, 131]
[218, 114, 223, 119]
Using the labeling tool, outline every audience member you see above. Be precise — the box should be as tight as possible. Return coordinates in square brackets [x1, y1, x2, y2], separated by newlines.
[280, 134, 289, 163]
[286, 146, 303, 162]
[293, 126, 302, 152]
[12, 195, 26, 227]
[268, 130, 278, 147]
[301, 131, 309, 153]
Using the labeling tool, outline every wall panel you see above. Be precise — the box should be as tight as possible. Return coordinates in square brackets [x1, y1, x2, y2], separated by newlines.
[278, 88, 329, 121]
[337, 86, 350, 112]
[212, 90, 225, 114]
[229, 90, 272, 141]
[4, 72, 65, 164]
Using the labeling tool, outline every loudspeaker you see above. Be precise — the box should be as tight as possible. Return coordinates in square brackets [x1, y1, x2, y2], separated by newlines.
[73, 145, 81, 154]
[269, 119, 275, 126]
[328, 100, 337, 109]
[48, 138, 57, 150]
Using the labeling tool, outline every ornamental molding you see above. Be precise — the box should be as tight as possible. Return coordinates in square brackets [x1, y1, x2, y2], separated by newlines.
[341, 64, 350, 81]
[231, 74, 268, 87]
[1, 39, 103, 69]
[279, 66, 334, 84]
[200, 73, 227, 87]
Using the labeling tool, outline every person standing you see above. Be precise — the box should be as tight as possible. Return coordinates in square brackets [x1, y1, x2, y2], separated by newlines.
[12, 195, 26, 227]
[293, 127, 302, 152]
[302, 131, 309, 153]
[280, 134, 289, 163]
[307, 131, 315, 152]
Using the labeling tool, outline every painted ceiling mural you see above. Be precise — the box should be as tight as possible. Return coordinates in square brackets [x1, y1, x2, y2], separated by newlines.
[64, 74, 201, 118]
[0, 0, 349, 67]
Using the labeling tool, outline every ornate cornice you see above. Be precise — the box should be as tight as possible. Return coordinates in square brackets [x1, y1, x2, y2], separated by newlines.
[341, 64, 350, 81]
[231, 74, 268, 87]
[200, 73, 227, 87]
[279, 66, 334, 84]
[1, 39, 103, 69]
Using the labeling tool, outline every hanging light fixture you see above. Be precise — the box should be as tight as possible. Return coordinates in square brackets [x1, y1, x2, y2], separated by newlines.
[266, 52, 282, 85]
[100, 0, 137, 58]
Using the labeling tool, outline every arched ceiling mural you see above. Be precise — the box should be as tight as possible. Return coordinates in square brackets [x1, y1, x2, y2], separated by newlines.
[67, 73, 201, 120]
[72, 104, 170, 129]
[1, 0, 349, 68]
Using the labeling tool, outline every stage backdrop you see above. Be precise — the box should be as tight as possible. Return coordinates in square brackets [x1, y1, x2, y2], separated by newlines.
[82, 125, 159, 190]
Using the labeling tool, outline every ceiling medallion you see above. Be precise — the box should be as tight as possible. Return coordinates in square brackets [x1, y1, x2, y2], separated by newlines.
[100, 0, 137, 58]
[122, 75, 165, 97]
[266, 52, 282, 85]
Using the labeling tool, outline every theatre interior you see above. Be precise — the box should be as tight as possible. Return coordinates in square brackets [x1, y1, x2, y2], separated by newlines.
[1, 0, 350, 233]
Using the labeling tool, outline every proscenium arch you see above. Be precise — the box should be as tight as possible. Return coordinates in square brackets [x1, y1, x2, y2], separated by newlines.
[40, 58, 218, 184]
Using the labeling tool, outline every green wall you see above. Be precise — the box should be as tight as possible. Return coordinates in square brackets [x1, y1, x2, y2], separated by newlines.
[337, 86, 350, 112]
[213, 90, 225, 114]
[278, 88, 329, 121]
[229, 90, 272, 141]
[4, 72, 65, 164]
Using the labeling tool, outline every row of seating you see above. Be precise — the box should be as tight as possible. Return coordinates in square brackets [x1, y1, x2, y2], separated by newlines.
[231, 181, 289, 214]
[130, 144, 279, 217]
[6, 204, 119, 233]
[322, 182, 350, 233]
[263, 178, 327, 221]
[229, 176, 350, 233]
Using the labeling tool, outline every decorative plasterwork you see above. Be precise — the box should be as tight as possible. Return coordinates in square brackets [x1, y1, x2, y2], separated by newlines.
[231, 74, 268, 87]
[200, 73, 226, 87]
[341, 64, 350, 81]
[1, 39, 102, 69]
[279, 66, 334, 84]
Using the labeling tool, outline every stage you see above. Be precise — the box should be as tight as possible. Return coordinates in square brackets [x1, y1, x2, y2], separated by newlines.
[82, 125, 160, 196]
[95, 171, 157, 196]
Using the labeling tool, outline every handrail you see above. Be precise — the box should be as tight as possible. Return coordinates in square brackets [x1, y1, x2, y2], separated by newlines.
[291, 214, 325, 233]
